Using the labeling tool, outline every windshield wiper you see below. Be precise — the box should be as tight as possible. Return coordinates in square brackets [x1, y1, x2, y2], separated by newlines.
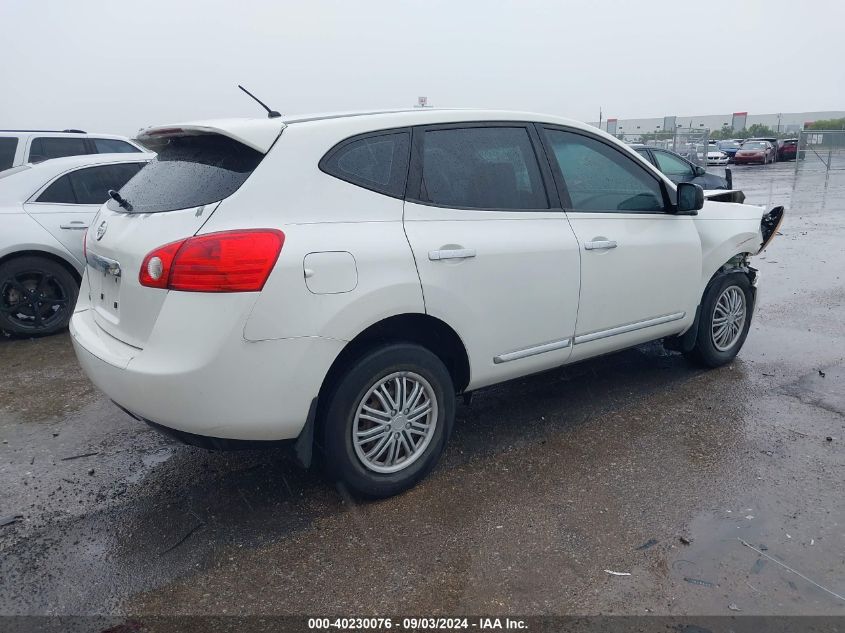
[108, 189, 133, 212]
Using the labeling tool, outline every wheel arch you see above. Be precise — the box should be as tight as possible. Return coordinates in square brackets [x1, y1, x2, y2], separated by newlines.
[669, 252, 757, 354]
[296, 313, 471, 468]
[321, 312, 471, 399]
[0, 249, 82, 285]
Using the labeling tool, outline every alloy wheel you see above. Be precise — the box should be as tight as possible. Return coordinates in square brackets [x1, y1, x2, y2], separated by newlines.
[711, 285, 746, 352]
[0, 270, 70, 332]
[352, 371, 438, 474]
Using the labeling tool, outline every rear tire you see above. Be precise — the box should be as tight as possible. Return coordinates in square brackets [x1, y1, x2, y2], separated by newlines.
[684, 273, 753, 368]
[320, 343, 455, 498]
[0, 256, 78, 336]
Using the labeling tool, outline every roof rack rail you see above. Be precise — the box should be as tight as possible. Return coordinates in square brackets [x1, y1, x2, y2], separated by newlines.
[0, 129, 87, 133]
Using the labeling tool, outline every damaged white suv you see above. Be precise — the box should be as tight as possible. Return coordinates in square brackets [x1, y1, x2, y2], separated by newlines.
[70, 110, 784, 497]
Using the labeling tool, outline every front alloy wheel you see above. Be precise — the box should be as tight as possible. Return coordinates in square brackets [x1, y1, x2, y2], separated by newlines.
[684, 273, 754, 368]
[711, 285, 746, 352]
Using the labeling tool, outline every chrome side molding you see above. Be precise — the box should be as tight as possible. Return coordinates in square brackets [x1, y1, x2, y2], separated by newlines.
[493, 338, 571, 364]
[574, 312, 685, 345]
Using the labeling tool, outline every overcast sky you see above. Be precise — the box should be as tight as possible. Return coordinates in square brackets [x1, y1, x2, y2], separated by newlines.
[2, 0, 843, 135]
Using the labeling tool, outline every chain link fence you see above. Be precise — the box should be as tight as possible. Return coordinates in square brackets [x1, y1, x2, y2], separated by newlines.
[795, 130, 845, 174]
[616, 128, 710, 167]
[793, 130, 845, 208]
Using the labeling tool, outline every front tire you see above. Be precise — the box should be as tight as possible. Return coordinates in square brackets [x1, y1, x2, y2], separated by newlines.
[0, 256, 78, 336]
[320, 343, 455, 498]
[684, 273, 754, 368]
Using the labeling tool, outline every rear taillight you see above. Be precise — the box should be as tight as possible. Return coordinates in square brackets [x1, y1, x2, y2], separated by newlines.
[139, 229, 285, 292]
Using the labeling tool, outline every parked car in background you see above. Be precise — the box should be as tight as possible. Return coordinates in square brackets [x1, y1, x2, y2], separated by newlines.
[71, 110, 783, 497]
[632, 144, 731, 189]
[0, 130, 145, 171]
[706, 144, 729, 166]
[716, 140, 742, 162]
[0, 153, 154, 335]
[777, 138, 798, 161]
[735, 140, 776, 165]
[746, 137, 779, 162]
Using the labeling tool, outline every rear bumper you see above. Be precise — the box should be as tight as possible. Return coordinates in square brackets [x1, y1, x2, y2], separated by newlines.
[70, 306, 345, 441]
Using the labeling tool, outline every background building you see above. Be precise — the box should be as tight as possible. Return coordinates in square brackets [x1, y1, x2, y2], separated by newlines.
[591, 110, 845, 135]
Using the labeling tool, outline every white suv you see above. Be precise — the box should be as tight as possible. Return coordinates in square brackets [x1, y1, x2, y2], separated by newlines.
[0, 130, 145, 171]
[70, 110, 784, 497]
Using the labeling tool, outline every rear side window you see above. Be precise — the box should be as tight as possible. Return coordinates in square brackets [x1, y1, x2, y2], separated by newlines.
[37, 163, 144, 204]
[107, 135, 263, 213]
[320, 131, 410, 198]
[0, 138, 18, 170]
[419, 127, 548, 209]
[92, 138, 141, 154]
[28, 137, 90, 163]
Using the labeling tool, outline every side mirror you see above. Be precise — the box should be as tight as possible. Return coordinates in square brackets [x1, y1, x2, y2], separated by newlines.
[694, 165, 706, 176]
[677, 182, 704, 214]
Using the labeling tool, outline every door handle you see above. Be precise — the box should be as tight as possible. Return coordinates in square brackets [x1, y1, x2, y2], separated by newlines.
[60, 221, 89, 230]
[584, 240, 617, 251]
[428, 248, 476, 261]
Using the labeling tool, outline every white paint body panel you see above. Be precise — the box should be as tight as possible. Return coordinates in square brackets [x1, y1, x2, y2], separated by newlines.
[403, 203, 580, 389]
[69, 110, 771, 442]
[0, 154, 154, 274]
[566, 212, 701, 361]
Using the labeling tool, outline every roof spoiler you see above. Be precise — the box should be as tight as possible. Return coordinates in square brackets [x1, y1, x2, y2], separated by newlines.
[137, 120, 286, 153]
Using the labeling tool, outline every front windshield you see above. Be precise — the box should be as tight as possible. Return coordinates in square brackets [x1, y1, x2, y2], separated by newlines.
[742, 142, 766, 150]
[719, 141, 740, 149]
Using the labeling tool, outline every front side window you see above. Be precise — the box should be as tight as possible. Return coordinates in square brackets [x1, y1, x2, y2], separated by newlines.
[545, 129, 666, 213]
[92, 138, 141, 154]
[419, 126, 548, 210]
[652, 150, 695, 177]
[0, 137, 18, 171]
[320, 131, 410, 198]
[37, 163, 144, 204]
[28, 137, 90, 163]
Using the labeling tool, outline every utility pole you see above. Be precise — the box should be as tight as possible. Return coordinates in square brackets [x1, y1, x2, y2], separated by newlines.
[599, 107, 603, 130]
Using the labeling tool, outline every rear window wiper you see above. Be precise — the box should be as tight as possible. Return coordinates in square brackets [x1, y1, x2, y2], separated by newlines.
[108, 189, 133, 212]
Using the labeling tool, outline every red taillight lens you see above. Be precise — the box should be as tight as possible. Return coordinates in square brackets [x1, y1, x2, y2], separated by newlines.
[139, 239, 185, 289]
[139, 230, 284, 292]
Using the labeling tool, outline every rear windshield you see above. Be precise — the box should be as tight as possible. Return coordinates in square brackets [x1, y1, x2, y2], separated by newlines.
[107, 134, 263, 213]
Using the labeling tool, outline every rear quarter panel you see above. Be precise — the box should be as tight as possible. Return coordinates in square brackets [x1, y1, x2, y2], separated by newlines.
[198, 122, 425, 342]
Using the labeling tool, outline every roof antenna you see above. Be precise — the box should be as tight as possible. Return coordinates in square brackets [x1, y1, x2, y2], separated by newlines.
[238, 85, 281, 119]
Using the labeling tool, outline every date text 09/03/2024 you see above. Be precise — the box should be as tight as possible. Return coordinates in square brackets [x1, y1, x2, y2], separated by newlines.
[307, 617, 528, 630]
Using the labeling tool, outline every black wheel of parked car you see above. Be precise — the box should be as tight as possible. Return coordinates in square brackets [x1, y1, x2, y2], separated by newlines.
[684, 273, 754, 368]
[320, 343, 455, 498]
[0, 256, 78, 336]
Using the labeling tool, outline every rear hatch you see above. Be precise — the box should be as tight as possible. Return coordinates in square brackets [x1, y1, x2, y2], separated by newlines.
[85, 121, 284, 348]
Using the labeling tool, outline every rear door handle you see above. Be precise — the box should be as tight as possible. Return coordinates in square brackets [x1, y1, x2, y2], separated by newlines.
[584, 240, 617, 251]
[60, 221, 89, 230]
[429, 248, 476, 261]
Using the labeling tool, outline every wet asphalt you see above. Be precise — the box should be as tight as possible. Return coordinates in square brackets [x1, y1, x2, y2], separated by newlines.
[0, 161, 843, 619]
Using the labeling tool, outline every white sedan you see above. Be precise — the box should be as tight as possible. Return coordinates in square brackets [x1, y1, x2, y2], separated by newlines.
[706, 146, 730, 165]
[0, 153, 153, 335]
[71, 110, 783, 497]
